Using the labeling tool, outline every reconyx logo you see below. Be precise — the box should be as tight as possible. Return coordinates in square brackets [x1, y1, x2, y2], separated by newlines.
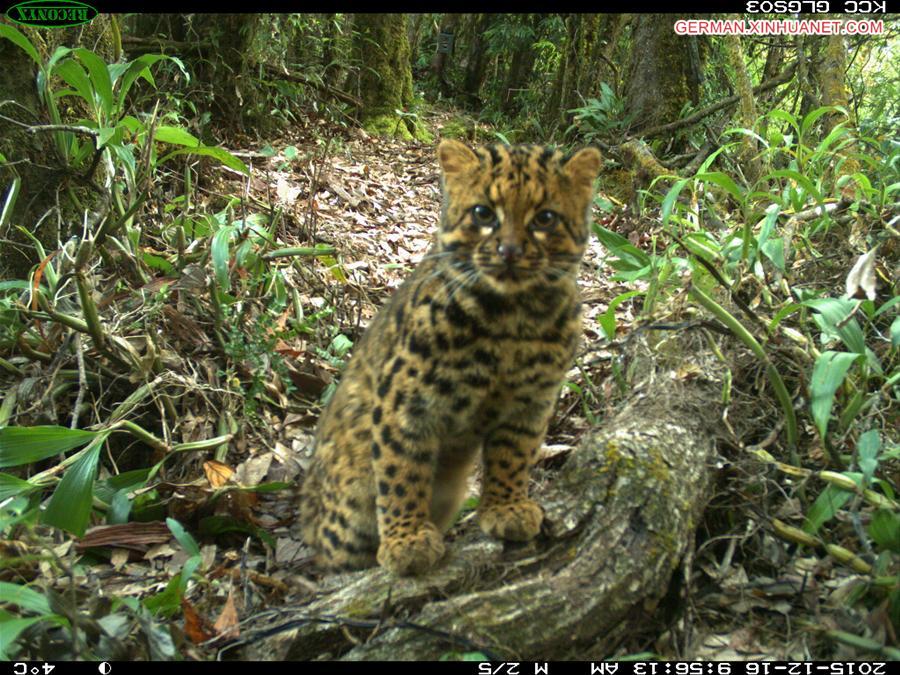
[5, 0, 98, 28]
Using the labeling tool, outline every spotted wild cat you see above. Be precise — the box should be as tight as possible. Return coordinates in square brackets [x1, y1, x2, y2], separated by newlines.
[300, 139, 601, 575]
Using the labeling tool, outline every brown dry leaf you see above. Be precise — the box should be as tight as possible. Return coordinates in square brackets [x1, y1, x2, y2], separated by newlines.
[0, 539, 29, 557]
[235, 453, 272, 487]
[144, 543, 176, 560]
[76, 522, 172, 552]
[110, 548, 131, 569]
[182, 598, 215, 644]
[204, 460, 235, 488]
[213, 587, 241, 639]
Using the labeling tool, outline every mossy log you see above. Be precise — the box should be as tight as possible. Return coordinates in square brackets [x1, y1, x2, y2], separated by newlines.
[242, 330, 725, 660]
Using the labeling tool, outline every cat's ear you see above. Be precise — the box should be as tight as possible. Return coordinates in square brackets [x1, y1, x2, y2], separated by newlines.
[438, 139, 479, 176]
[563, 147, 602, 186]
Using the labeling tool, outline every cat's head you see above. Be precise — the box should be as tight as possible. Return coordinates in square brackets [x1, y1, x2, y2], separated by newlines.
[436, 140, 601, 293]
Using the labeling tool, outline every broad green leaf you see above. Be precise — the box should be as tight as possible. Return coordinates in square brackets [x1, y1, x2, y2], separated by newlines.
[108, 62, 129, 85]
[320, 254, 347, 283]
[0, 24, 40, 66]
[44, 45, 74, 82]
[756, 203, 780, 250]
[681, 233, 722, 263]
[93, 467, 151, 504]
[154, 125, 200, 147]
[760, 237, 785, 272]
[767, 109, 800, 134]
[198, 515, 275, 548]
[815, 125, 850, 157]
[592, 223, 650, 269]
[118, 115, 142, 134]
[211, 226, 235, 290]
[766, 169, 824, 206]
[0, 615, 43, 659]
[869, 510, 900, 553]
[695, 171, 744, 204]
[723, 127, 768, 148]
[803, 482, 855, 534]
[41, 435, 106, 536]
[873, 295, 900, 318]
[800, 105, 845, 140]
[116, 54, 169, 112]
[858, 429, 881, 484]
[75, 48, 113, 116]
[0, 582, 51, 615]
[97, 126, 117, 149]
[810, 351, 860, 438]
[0, 426, 98, 468]
[0, 473, 37, 501]
[697, 142, 738, 174]
[660, 178, 689, 226]
[891, 316, 900, 349]
[803, 297, 866, 355]
[598, 290, 643, 340]
[240, 481, 293, 493]
[142, 253, 175, 275]
[109, 489, 132, 524]
[159, 146, 249, 175]
[143, 574, 184, 616]
[177, 556, 201, 597]
[54, 59, 93, 107]
[330, 333, 353, 359]
[166, 517, 201, 557]
[592, 223, 630, 250]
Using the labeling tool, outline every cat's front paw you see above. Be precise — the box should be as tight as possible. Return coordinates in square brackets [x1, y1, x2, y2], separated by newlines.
[479, 499, 543, 541]
[377, 522, 445, 575]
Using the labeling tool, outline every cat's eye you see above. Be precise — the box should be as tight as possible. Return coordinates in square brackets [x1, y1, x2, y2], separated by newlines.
[471, 205, 496, 225]
[531, 209, 559, 230]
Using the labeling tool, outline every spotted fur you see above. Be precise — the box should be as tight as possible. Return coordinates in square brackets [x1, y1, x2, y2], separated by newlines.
[300, 140, 602, 575]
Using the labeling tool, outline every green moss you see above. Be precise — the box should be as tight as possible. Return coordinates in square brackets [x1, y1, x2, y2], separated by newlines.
[354, 15, 413, 119]
[363, 114, 414, 141]
[642, 444, 671, 485]
[413, 122, 434, 143]
[362, 114, 433, 143]
[440, 119, 470, 139]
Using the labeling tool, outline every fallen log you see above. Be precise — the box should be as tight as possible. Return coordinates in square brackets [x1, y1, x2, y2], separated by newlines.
[241, 328, 726, 660]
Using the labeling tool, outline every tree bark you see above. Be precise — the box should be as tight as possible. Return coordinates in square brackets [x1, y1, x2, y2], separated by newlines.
[430, 14, 459, 98]
[725, 33, 761, 183]
[241, 329, 726, 660]
[461, 14, 494, 107]
[624, 15, 696, 135]
[0, 17, 118, 279]
[499, 16, 540, 117]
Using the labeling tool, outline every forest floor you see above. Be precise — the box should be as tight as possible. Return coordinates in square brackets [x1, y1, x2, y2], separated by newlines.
[8, 113, 889, 661]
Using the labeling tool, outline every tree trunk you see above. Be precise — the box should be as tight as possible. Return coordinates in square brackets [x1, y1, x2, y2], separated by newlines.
[725, 33, 761, 184]
[0, 17, 118, 279]
[499, 17, 539, 117]
[430, 13, 459, 98]
[544, 15, 576, 129]
[461, 14, 494, 107]
[319, 13, 342, 88]
[624, 15, 696, 135]
[350, 14, 417, 139]
[242, 329, 725, 660]
[589, 14, 627, 99]
[809, 32, 860, 192]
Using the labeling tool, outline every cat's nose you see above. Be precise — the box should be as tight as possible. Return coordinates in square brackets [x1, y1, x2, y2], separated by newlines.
[498, 242, 523, 264]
